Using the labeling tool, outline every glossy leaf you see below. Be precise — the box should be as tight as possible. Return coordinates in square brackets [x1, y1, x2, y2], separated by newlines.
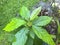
[32, 26, 55, 45]
[20, 6, 30, 20]
[12, 28, 29, 45]
[30, 6, 41, 21]
[3, 18, 26, 32]
[33, 16, 52, 26]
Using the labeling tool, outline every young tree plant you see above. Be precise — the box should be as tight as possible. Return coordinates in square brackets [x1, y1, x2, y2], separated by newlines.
[3, 6, 55, 45]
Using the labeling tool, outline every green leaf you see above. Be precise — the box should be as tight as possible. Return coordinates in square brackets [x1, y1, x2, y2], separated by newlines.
[32, 26, 55, 45]
[20, 6, 30, 20]
[43, 0, 48, 2]
[3, 18, 26, 32]
[50, 35, 56, 39]
[12, 28, 29, 45]
[29, 30, 35, 39]
[33, 16, 52, 26]
[34, 36, 43, 45]
[25, 36, 33, 45]
[30, 6, 41, 21]
[56, 19, 60, 34]
[58, 25, 60, 34]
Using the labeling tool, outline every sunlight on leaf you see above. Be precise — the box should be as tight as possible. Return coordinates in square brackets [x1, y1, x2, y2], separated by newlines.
[3, 18, 26, 32]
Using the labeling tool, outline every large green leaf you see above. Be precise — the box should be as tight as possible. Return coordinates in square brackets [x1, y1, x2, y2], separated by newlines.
[20, 6, 30, 21]
[30, 6, 41, 21]
[12, 28, 29, 45]
[32, 26, 55, 45]
[3, 18, 26, 32]
[33, 16, 52, 26]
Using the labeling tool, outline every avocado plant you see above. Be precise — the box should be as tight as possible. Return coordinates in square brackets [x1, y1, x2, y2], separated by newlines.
[3, 6, 55, 45]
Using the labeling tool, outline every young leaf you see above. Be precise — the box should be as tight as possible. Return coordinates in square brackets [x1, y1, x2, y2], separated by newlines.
[3, 18, 26, 32]
[12, 28, 29, 45]
[32, 26, 55, 45]
[33, 16, 52, 26]
[20, 6, 30, 20]
[30, 6, 41, 21]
